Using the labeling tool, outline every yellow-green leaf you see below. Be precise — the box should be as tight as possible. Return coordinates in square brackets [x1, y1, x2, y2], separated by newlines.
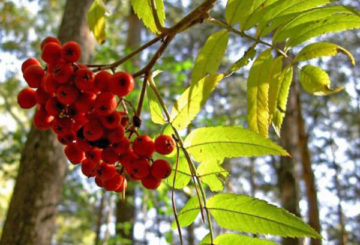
[170, 74, 224, 130]
[267, 57, 283, 124]
[147, 84, 166, 125]
[201, 233, 279, 245]
[87, 0, 107, 43]
[247, 49, 278, 137]
[299, 65, 343, 96]
[226, 46, 257, 75]
[131, 0, 165, 34]
[191, 31, 228, 84]
[165, 157, 191, 189]
[272, 66, 293, 136]
[172, 196, 200, 228]
[225, 0, 260, 26]
[184, 126, 289, 163]
[197, 161, 229, 192]
[294, 42, 355, 66]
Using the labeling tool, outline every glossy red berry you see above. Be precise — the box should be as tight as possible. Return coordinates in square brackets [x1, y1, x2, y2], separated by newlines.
[57, 132, 75, 145]
[94, 92, 117, 116]
[100, 112, 122, 129]
[33, 107, 53, 129]
[155, 135, 175, 155]
[42, 42, 62, 65]
[56, 85, 79, 105]
[115, 178, 127, 193]
[45, 97, 64, 116]
[75, 67, 94, 92]
[132, 135, 155, 158]
[83, 120, 104, 141]
[151, 159, 172, 179]
[97, 163, 117, 181]
[101, 147, 119, 164]
[21, 58, 41, 73]
[76, 138, 93, 152]
[65, 143, 85, 164]
[42, 73, 59, 94]
[128, 158, 150, 180]
[41, 36, 61, 50]
[23, 65, 44, 88]
[35, 87, 51, 105]
[110, 72, 135, 97]
[81, 158, 97, 177]
[52, 62, 74, 84]
[111, 137, 130, 155]
[74, 92, 96, 112]
[62, 41, 81, 62]
[94, 70, 112, 93]
[95, 176, 103, 187]
[141, 174, 161, 189]
[17, 88, 37, 109]
[103, 174, 124, 191]
[86, 147, 103, 163]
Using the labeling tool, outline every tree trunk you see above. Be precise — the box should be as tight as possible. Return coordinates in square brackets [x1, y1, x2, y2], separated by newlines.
[295, 82, 322, 245]
[0, 1, 94, 244]
[277, 82, 302, 245]
[115, 7, 142, 244]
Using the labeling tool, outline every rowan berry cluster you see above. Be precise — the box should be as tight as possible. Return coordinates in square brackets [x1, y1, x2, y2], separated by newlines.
[17, 36, 174, 192]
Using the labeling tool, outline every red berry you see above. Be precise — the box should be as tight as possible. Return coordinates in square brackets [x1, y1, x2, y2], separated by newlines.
[57, 132, 75, 145]
[42, 73, 59, 94]
[35, 87, 51, 105]
[86, 147, 103, 163]
[65, 143, 85, 164]
[75, 92, 97, 112]
[115, 178, 127, 193]
[155, 135, 175, 155]
[97, 163, 117, 181]
[83, 120, 104, 141]
[76, 138, 93, 152]
[17, 88, 37, 109]
[100, 112, 122, 129]
[151, 159, 172, 179]
[94, 92, 117, 116]
[52, 62, 74, 84]
[56, 85, 79, 105]
[94, 70, 112, 93]
[119, 149, 138, 169]
[81, 158, 97, 177]
[132, 135, 155, 158]
[23, 65, 44, 88]
[101, 147, 119, 164]
[45, 97, 64, 116]
[41, 36, 61, 50]
[103, 174, 124, 191]
[34, 107, 54, 129]
[21, 58, 41, 73]
[51, 117, 72, 135]
[141, 174, 161, 189]
[107, 126, 125, 143]
[110, 72, 135, 97]
[62, 41, 81, 62]
[95, 176, 103, 187]
[42, 42, 62, 64]
[111, 137, 130, 155]
[75, 67, 94, 92]
[128, 158, 150, 180]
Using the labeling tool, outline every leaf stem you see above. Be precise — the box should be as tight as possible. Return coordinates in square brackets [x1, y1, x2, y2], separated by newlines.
[150, 0, 169, 33]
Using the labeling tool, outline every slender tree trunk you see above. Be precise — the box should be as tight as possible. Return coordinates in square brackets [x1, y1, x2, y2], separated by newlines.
[277, 82, 302, 245]
[0, 1, 95, 244]
[295, 82, 322, 245]
[115, 7, 141, 244]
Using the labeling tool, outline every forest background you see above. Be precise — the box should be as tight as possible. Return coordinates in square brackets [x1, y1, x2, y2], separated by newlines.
[0, 0, 359, 244]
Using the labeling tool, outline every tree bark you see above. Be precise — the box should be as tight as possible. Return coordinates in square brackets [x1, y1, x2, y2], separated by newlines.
[115, 7, 141, 244]
[295, 82, 322, 245]
[277, 82, 302, 245]
[0, 1, 94, 244]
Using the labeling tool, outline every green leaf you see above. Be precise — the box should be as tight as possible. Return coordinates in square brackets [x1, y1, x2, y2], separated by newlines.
[170, 74, 224, 130]
[294, 42, 355, 66]
[201, 233, 279, 245]
[273, 6, 360, 47]
[241, 0, 275, 30]
[299, 65, 343, 96]
[272, 66, 293, 136]
[87, 0, 107, 43]
[191, 31, 229, 84]
[165, 157, 191, 189]
[184, 126, 289, 163]
[266, 57, 283, 124]
[197, 161, 229, 192]
[172, 196, 200, 228]
[147, 84, 166, 125]
[226, 46, 257, 75]
[225, 0, 261, 26]
[247, 49, 281, 137]
[130, 0, 165, 34]
[207, 193, 321, 238]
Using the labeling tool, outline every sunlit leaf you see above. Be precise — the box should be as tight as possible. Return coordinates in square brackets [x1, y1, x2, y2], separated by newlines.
[299, 65, 343, 96]
[226, 46, 257, 75]
[197, 161, 229, 192]
[207, 194, 321, 238]
[172, 195, 200, 228]
[87, 0, 107, 43]
[130, 0, 165, 34]
[147, 84, 166, 125]
[201, 233, 279, 245]
[294, 42, 355, 66]
[184, 126, 289, 163]
[170, 74, 224, 130]
[166, 157, 191, 189]
[191, 31, 228, 84]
